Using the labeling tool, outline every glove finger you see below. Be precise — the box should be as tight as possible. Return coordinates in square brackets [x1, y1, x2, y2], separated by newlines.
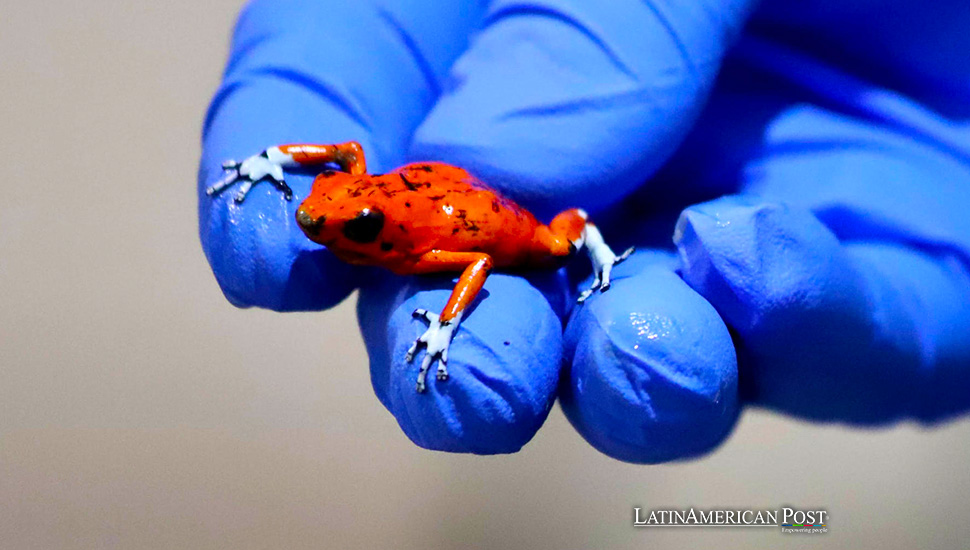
[357, 268, 571, 454]
[200, 0, 486, 310]
[561, 250, 739, 463]
[408, 0, 759, 219]
[665, 62, 970, 422]
[675, 196, 970, 423]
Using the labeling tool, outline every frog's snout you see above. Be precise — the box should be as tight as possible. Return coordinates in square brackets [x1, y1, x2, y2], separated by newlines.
[296, 207, 326, 237]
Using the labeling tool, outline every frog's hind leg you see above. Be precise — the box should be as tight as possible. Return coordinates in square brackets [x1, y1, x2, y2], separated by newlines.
[405, 251, 493, 393]
[545, 208, 633, 302]
[577, 221, 633, 302]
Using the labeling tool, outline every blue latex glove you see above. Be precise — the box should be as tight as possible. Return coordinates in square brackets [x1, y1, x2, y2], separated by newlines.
[200, 0, 970, 461]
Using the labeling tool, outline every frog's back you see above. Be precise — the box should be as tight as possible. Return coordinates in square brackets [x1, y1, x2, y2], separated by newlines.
[379, 162, 542, 267]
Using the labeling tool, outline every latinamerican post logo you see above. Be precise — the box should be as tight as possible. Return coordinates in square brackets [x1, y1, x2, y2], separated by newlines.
[633, 507, 828, 534]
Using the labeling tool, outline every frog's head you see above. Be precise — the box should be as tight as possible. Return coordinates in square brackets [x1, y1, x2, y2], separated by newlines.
[295, 179, 387, 260]
[297, 202, 384, 243]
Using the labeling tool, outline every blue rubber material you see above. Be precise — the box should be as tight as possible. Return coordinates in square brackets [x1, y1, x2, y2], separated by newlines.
[200, 0, 970, 460]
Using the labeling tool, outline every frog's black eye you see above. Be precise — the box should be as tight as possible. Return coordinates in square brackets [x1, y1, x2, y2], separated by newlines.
[342, 207, 385, 243]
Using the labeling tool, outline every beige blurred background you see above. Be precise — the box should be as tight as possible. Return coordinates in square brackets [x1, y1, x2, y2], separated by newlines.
[0, 1, 967, 549]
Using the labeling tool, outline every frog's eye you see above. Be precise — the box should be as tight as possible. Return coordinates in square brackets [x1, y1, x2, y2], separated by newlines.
[342, 207, 385, 243]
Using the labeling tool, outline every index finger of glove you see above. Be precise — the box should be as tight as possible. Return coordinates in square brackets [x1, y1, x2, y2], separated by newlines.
[199, 0, 485, 310]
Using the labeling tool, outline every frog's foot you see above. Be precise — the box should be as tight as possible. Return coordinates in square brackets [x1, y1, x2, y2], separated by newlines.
[405, 308, 460, 393]
[578, 223, 633, 303]
[206, 151, 292, 203]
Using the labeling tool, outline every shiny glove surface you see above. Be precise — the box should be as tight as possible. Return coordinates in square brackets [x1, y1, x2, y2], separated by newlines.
[200, 0, 970, 460]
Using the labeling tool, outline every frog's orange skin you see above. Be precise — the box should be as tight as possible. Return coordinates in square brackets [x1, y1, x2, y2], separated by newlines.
[297, 163, 582, 275]
[298, 161, 591, 325]
[212, 141, 628, 393]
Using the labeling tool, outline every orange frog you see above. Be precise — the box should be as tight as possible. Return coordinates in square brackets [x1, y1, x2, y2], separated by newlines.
[208, 141, 631, 392]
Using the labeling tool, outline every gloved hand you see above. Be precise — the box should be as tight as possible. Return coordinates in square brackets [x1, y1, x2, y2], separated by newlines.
[199, 0, 970, 461]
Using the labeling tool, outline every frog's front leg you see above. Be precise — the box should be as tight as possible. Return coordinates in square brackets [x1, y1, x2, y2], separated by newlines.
[405, 251, 493, 393]
[207, 141, 367, 202]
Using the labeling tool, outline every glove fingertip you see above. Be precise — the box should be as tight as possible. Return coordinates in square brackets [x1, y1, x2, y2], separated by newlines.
[359, 273, 564, 454]
[562, 251, 740, 463]
[201, 177, 358, 311]
[674, 196, 942, 423]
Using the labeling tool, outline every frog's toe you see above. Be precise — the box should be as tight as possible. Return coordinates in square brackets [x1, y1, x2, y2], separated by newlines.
[271, 177, 293, 201]
[205, 169, 240, 197]
[616, 246, 634, 264]
[599, 263, 614, 291]
[405, 339, 421, 363]
[233, 179, 255, 203]
[597, 247, 632, 295]
[577, 279, 602, 303]
[416, 350, 435, 393]
[413, 308, 438, 323]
